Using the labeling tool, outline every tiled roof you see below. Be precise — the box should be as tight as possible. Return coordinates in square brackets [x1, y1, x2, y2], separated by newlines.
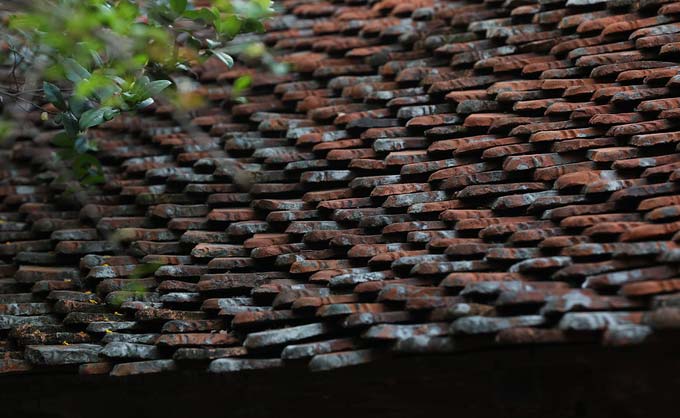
[3, 0, 680, 377]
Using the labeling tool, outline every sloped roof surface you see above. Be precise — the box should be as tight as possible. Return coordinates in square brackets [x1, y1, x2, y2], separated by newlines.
[3, 0, 680, 377]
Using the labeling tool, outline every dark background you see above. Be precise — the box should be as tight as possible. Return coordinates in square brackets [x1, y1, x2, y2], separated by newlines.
[1, 344, 677, 418]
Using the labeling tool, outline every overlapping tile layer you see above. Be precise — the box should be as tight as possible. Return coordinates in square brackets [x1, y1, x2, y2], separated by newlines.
[3, 0, 680, 377]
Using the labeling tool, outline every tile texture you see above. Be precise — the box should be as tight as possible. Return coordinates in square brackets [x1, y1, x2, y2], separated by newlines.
[2, 0, 680, 376]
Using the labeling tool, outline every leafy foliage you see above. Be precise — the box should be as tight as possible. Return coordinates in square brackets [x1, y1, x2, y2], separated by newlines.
[0, 0, 276, 187]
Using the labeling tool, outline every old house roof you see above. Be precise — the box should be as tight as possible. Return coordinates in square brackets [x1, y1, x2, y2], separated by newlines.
[2, 0, 680, 378]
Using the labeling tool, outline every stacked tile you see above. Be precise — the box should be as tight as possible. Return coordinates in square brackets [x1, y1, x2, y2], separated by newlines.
[2, 0, 680, 377]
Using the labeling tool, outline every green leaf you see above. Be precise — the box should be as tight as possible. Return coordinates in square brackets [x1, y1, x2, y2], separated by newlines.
[51, 131, 74, 148]
[74, 136, 98, 154]
[186, 35, 203, 49]
[62, 112, 80, 138]
[103, 108, 118, 121]
[205, 38, 221, 49]
[68, 95, 90, 118]
[127, 76, 151, 102]
[0, 120, 12, 143]
[183, 8, 217, 22]
[62, 58, 91, 83]
[79, 107, 113, 130]
[108, 75, 127, 87]
[137, 76, 151, 90]
[212, 50, 234, 68]
[43, 82, 66, 110]
[130, 262, 163, 279]
[242, 17, 265, 34]
[233, 75, 252, 92]
[147, 80, 172, 97]
[136, 98, 155, 110]
[170, 0, 188, 14]
[254, 0, 273, 10]
[72, 153, 101, 179]
[147, 3, 177, 24]
[74, 136, 91, 153]
[57, 148, 76, 161]
[90, 50, 104, 68]
[243, 42, 266, 59]
[95, 86, 118, 102]
[219, 15, 242, 38]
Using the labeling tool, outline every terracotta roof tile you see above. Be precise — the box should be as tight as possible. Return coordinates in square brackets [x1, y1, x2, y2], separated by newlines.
[4, 0, 680, 379]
